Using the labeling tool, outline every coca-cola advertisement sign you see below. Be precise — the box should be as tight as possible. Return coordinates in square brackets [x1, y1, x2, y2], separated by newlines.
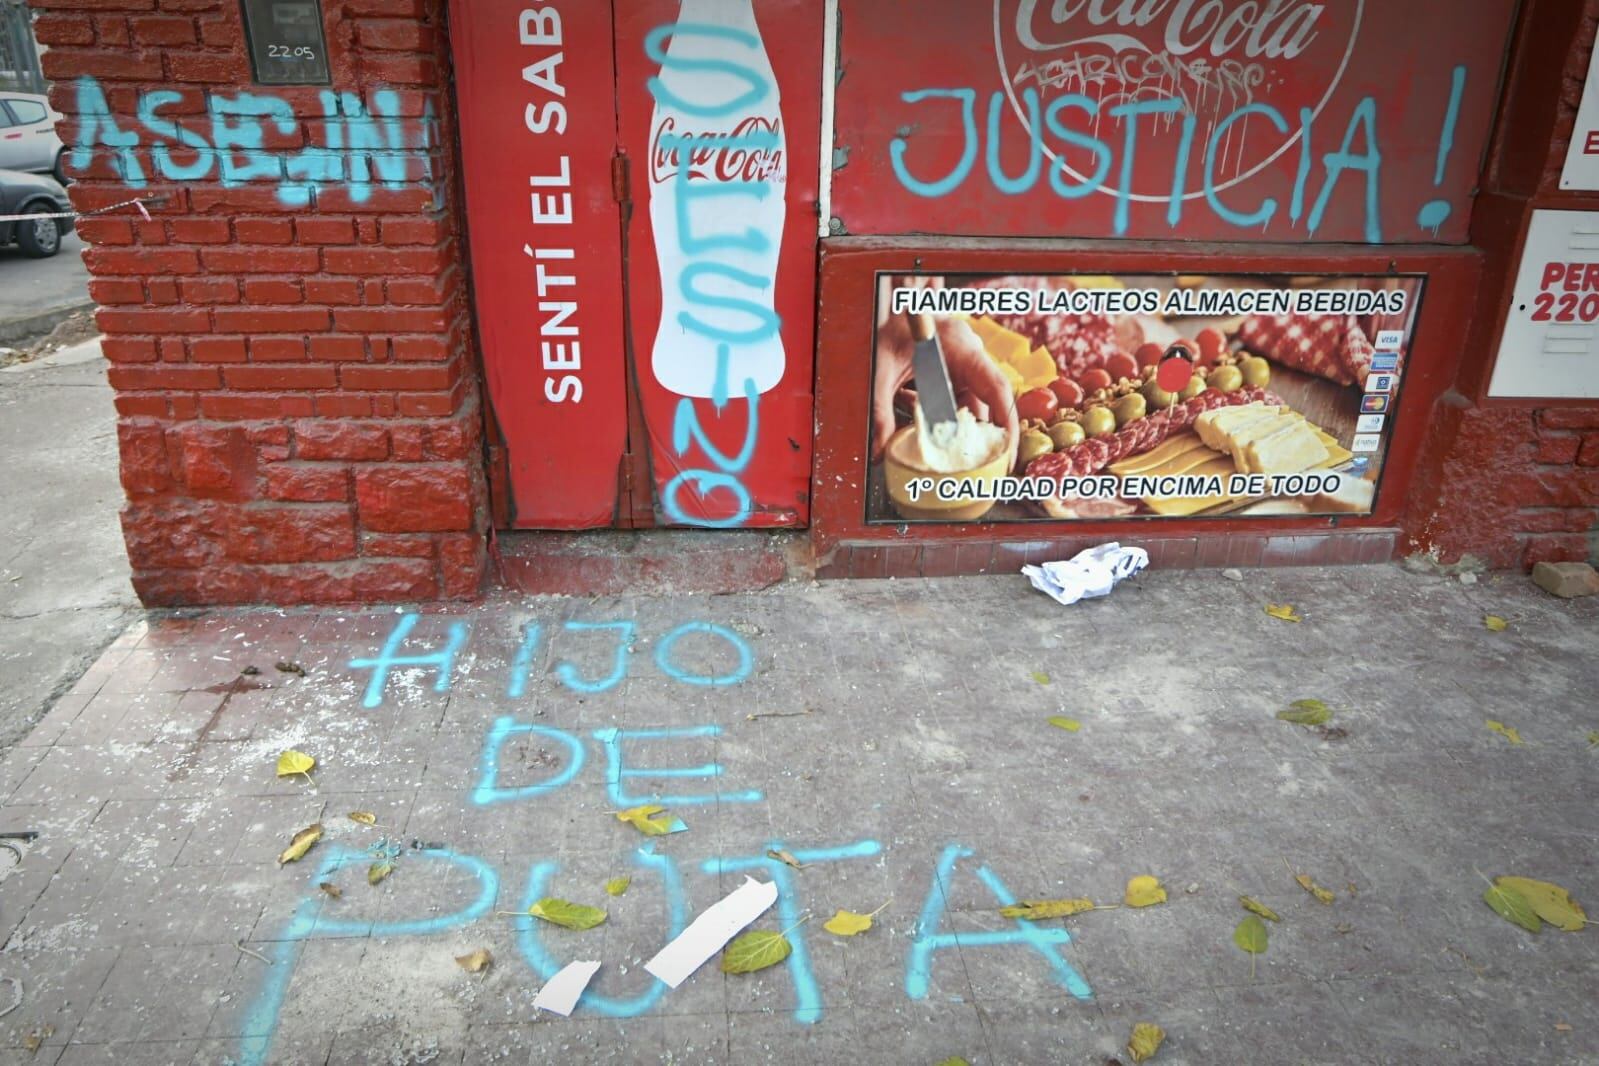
[999, 0, 1363, 201]
[649, 115, 787, 185]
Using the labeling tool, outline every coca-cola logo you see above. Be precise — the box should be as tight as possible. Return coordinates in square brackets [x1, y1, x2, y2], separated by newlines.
[649, 115, 786, 185]
[996, 0, 1363, 201]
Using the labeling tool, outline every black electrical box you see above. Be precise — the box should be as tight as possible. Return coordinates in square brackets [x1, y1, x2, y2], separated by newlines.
[241, 0, 331, 85]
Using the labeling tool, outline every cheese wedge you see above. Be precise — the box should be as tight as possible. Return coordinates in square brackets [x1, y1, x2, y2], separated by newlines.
[1241, 421, 1329, 475]
[1195, 403, 1283, 449]
[1109, 432, 1209, 475]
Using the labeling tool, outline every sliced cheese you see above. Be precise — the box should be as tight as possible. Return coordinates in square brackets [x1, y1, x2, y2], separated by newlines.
[1195, 403, 1278, 449]
[1242, 421, 1329, 475]
[1108, 432, 1209, 475]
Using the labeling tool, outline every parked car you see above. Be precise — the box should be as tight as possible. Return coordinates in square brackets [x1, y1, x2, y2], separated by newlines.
[0, 94, 66, 185]
[0, 169, 72, 258]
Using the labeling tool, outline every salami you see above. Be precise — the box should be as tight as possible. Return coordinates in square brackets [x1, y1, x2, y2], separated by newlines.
[1026, 387, 1283, 481]
[969, 276, 1126, 378]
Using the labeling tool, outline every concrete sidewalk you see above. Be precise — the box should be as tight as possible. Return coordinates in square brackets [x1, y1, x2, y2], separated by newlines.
[0, 565, 1594, 1064]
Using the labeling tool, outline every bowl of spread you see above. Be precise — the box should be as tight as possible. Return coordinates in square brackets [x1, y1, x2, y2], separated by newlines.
[884, 406, 1009, 521]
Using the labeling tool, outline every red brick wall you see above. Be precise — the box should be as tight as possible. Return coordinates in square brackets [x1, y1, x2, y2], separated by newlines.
[1405, 0, 1599, 569]
[34, 0, 488, 604]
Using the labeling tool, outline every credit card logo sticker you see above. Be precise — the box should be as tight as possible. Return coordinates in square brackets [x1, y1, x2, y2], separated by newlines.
[1366, 373, 1397, 393]
[1360, 395, 1390, 413]
[1376, 330, 1405, 349]
[1356, 414, 1385, 433]
[1352, 434, 1381, 453]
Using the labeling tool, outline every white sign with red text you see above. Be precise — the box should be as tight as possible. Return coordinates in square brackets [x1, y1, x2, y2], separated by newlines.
[1489, 210, 1599, 399]
[1562, 44, 1599, 190]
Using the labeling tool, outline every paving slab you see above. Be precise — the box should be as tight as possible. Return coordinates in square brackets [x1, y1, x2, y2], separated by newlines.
[0, 565, 1595, 1064]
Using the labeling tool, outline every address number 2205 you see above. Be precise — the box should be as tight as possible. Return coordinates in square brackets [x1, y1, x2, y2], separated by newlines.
[1531, 290, 1599, 324]
[267, 44, 318, 61]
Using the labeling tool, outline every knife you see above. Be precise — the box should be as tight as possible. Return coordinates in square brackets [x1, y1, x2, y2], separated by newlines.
[907, 311, 960, 431]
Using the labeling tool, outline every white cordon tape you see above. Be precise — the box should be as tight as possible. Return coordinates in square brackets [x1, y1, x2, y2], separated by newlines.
[0, 194, 163, 224]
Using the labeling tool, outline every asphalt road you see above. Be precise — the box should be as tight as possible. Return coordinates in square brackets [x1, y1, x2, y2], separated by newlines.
[0, 230, 90, 343]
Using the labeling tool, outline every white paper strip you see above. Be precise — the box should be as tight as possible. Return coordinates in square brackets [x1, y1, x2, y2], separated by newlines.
[533, 959, 601, 1017]
[644, 876, 778, 988]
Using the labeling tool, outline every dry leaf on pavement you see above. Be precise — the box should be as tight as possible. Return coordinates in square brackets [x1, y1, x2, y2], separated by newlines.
[277, 823, 322, 866]
[1127, 1022, 1165, 1062]
[275, 750, 314, 779]
[1125, 875, 1167, 908]
[1493, 876, 1586, 932]
[721, 930, 791, 973]
[1000, 898, 1096, 920]
[455, 948, 492, 973]
[1295, 873, 1336, 904]
[1486, 720, 1523, 745]
[1239, 896, 1280, 922]
[1265, 603, 1302, 622]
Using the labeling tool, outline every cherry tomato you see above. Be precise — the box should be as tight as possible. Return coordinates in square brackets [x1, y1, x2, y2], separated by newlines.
[1104, 352, 1139, 382]
[1049, 377, 1085, 408]
[1196, 327, 1228, 365]
[1016, 387, 1059, 423]
[1079, 368, 1113, 392]
[1134, 342, 1165, 369]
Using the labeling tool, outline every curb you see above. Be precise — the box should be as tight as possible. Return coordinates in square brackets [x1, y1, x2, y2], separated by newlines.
[0, 300, 94, 346]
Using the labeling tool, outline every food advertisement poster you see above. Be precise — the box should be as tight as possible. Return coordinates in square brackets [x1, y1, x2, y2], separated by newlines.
[867, 273, 1423, 524]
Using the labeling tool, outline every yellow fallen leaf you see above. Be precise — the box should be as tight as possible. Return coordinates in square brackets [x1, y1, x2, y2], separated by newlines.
[277, 823, 322, 866]
[1265, 603, 1301, 623]
[1046, 716, 1082, 733]
[1483, 614, 1508, 632]
[1125, 875, 1167, 908]
[1494, 877, 1588, 932]
[1127, 1021, 1166, 1062]
[1486, 720, 1523, 745]
[275, 750, 314, 778]
[1239, 896, 1280, 922]
[368, 862, 394, 885]
[1031, 671, 1051, 685]
[767, 849, 806, 869]
[823, 899, 888, 937]
[615, 804, 683, 836]
[1295, 873, 1335, 904]
[455, 948, 492, 973]
[605, 877, 631, 897]
[1587, 731, 1599, 748]
[348, 811, 377, 826]
[999, 898, 1096, 920]
[1555, 1023, 1573, 1032]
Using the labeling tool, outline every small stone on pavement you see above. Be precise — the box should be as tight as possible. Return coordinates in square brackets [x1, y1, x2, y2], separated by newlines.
[1531, 560, 1599, 599]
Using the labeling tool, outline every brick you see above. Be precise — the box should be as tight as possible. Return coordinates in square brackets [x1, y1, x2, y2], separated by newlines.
[1540, 408, 1599, 431]
[341, 364, 454, 391]
[347, 559, 437, 601]
[296, 218, 356, 244]
[242, 278, 305, 304]
[33, 15, 97, 45]
[130, 13, 194, 44]
[424, 422, 472, 461]
[361, 532, 435, 559]
[356, 466, 473, 532]
[386, 276, 452, 305]
[85, 246, 200, 276]
[362, 53, 437, 86]
[390, 336, 449, 361]
[146, 277, 178, 304]
[390, 424, 425, 461]
[93, 15, 129, 44]
[169, 217, 232, 243]
[334, 307, 449, 333]
[188, 187, 292, 214]
[42, 47, 162, 80]
[201, 246, 321, 273]
[1530, 560, 1599, 597]
[396, 391, 456, 417]
[172, 423, 254, 497]
[226, 506, 356, 564]
[188, 337, 247, 363]
[223, 365, 338, 391]
[355, 18, 434, 50]
[102, 336, 158, 363]
[296, 422, 389, 462]
[1511, 508, 1597, 534]
[121, 502, 224, 571]
[309, 336, 368, 361]
[118, 421, 170, 495]
[179, 276, 241, 304]
[234, 218, 294, 244]
[89, 278, 146, 304]
[304, 278, 362, 305]
[249, 336, 306, 362]
[115, 394, 170, 417]
[199, 394, 301, 420]
[439, 532, 484, 599]
[76, 218, 134, 245]
[98, 308, 212, 335]
[323, 247, 448, 275]
[378, 217, 445, 244]
[1522, 533, 1591, 567]
[265, 465, 350, 503]
[343, 0, 425, 15]
[198, 17, 237, 47]
[107, 364, 220, 390]
[1580, 433, 1599, 466]
[166, 49, 243, 82]
[213, 307, 330, 332]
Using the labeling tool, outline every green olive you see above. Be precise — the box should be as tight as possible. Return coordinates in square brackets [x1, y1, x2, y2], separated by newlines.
[1111, 393, 1147, 427]
[1017, 428, 1054, 466]
[1240, 355, 1271, 388]
[1047, 420, 1086, 449]
[1178, 373, 1206, 401]
[1209, 365, 1244, 393]
[1140, 379, 1177, 410]
[1081, 406, 1117, 438]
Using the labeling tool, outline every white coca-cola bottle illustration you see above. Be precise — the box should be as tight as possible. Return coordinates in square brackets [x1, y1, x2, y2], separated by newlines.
[647, 0, 787, 400]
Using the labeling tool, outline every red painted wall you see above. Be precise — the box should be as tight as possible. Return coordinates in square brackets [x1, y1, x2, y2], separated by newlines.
[39, 0, 489, 604]
[1403, 0, 1599, 569]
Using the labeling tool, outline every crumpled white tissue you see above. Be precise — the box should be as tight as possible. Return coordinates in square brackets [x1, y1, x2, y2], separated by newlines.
[1021, 542, 1148, 606]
